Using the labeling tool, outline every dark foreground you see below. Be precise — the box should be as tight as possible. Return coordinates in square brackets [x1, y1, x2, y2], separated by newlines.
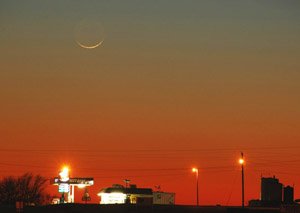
[1, 204, 283, 213]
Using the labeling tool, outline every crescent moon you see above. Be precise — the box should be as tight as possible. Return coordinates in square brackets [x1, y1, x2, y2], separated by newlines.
[76, 40, 103, 49]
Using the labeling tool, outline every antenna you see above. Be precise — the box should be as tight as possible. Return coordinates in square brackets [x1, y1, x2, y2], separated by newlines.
[123, 179, 130, 188]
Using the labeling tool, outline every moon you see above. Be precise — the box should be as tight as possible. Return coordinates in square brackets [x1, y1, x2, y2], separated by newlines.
[74, 17, 105, 50]
[76, 40, 103, 49]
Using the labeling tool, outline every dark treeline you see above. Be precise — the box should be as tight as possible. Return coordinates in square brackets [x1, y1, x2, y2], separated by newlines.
[0, 173, 50, 206]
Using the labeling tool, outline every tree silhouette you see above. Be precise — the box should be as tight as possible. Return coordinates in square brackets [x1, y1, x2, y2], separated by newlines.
[0, 173, 48, 206]
[0, 176, 18, 205]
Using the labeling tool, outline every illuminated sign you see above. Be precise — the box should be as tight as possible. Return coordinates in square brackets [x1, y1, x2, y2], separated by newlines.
[59, 184, 70, 193]
[52, 167, 95, 204]
[52, 177, 94, 186]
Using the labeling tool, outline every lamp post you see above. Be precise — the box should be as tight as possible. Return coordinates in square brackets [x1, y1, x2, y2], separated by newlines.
[239, 152, 245, 208]
[192, 167, 199, 206]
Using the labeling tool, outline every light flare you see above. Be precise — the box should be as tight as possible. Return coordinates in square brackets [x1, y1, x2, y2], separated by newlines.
[59, 166, 70, 182]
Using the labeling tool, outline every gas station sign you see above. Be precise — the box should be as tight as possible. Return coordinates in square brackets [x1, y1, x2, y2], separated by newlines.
[52, 177, 94, 186]
[51, 167, 94, 204]
[59, 184, 70, 193]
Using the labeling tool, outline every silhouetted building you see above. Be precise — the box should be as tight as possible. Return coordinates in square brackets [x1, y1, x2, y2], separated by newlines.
[284, 185, 294, 205]
[153, 191, 175, 205]
[261, 176, 282, 207]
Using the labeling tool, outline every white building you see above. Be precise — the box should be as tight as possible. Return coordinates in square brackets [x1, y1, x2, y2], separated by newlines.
[97, 184, 175, 205]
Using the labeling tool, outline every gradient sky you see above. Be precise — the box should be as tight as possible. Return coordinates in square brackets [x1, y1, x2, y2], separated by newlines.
[1, 0, 300, 205]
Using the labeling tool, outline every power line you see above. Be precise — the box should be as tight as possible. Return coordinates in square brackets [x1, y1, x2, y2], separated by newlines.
[0, 145, 299, 153]
[0, 162, 235, 172]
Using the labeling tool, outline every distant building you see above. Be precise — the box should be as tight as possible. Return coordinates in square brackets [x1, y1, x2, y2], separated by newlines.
[249, 176, 298, 208]
[98, 184, 153, 205]
[153, 191, 175, 205]
[261, 176, 283, 207]
[283, 185, 294, 205]
[97, 184, 175, 205]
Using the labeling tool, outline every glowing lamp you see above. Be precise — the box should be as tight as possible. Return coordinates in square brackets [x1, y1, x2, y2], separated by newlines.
[239, 159, 244, 165]
[192, 167, 198, 173]
[59, 166, 70, 182]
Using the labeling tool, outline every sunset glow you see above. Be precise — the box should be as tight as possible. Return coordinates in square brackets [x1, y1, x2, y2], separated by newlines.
[1, 0, 300, 207]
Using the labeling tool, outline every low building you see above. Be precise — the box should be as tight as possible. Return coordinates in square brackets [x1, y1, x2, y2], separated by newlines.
[98, 184, 153, 205]
[98, 184, 176, 205]
[153, 191, 175, 205]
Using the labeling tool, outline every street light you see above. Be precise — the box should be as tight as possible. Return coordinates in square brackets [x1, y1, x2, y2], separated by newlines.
[239, 158, 244, 165]
[59, 166, 70, 182]
[192, 167, 199, 206]
[239, 152, 245, 208]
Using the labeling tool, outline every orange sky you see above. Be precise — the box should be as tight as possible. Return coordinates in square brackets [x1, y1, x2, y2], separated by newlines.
[1, 0, 300, 205]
